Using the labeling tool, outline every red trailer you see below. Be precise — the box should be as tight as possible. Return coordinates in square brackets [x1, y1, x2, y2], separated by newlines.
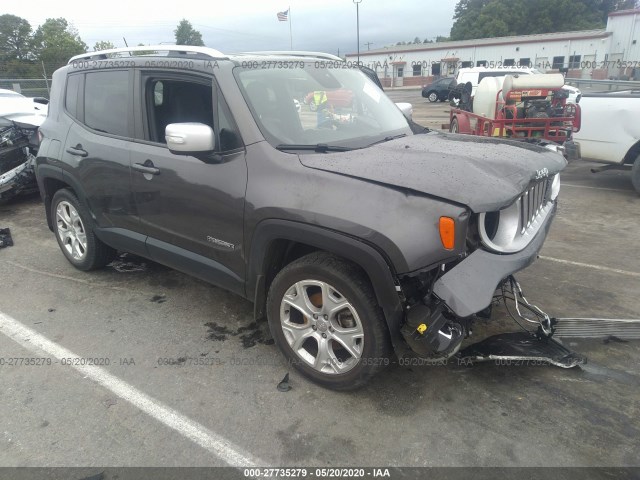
[449, 74, 581, 155]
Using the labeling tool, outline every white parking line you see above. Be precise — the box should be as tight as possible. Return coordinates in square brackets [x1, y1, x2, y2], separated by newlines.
[539, 256, 640, 278]
[0, 311, 265, 467]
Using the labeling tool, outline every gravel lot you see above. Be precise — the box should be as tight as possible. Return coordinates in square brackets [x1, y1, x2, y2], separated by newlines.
[0, 89, 639, 471]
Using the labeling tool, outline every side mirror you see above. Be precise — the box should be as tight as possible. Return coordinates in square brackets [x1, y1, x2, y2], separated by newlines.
[165, 123, 215, 155]
[395, 102, 413, 120]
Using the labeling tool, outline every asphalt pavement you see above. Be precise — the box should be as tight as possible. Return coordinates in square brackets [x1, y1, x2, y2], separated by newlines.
[0, 91, 639, 470]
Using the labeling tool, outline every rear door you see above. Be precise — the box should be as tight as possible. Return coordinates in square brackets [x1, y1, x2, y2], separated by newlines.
[61, 70, 140, 238]
[129, 70, 247, 295]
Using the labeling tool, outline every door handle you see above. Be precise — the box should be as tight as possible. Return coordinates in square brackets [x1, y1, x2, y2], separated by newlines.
[133, 162, 160, 175]
[66, 145, 88, 157]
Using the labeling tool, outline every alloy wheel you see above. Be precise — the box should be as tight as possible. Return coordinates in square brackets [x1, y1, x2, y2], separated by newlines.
[55, 200, 87, 261]
[279, 280, 364, 374]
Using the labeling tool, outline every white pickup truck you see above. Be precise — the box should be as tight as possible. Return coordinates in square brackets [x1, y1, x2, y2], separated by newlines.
[572, 90, 640, 193]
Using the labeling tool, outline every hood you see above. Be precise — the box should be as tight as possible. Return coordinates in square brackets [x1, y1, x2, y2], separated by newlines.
[298, 131, 566, 212]
[0, 98, 48, 125]
[1, 113, 46, 127]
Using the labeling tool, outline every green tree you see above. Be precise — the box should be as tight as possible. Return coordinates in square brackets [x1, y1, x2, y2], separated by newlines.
[0, 14, 32, 61]
[449, 0, 639, 40]
[174, 19, 204, 46]
[31, 18, 87, 70]
[94, 40, 116, 51]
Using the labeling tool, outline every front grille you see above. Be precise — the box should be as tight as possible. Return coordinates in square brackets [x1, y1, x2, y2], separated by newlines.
[518, 179, 550, 234]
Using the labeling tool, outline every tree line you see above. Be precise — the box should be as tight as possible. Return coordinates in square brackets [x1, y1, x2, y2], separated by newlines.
[0, 15, 205, 78]
[449, 0, 639, 41]
[388, 0, 637, 48]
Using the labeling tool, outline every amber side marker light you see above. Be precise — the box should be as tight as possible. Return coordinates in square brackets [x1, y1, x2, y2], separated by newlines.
[439, 217, 455, 250]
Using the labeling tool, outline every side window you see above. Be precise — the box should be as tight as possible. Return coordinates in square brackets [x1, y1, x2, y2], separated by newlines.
[217, 95, 242, 152]
[65, 74, 82, 119]
[144, 77, 213, 144]
[84, 71, 129, 137]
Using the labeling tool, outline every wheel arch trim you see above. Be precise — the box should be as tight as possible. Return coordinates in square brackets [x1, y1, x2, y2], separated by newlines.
[247, 219, 404, 346]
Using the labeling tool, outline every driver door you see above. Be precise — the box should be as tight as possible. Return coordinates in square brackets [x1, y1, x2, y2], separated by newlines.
[130, 71, 247, 295]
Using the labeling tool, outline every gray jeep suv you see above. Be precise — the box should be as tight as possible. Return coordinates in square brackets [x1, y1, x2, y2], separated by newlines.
[35, 46, 565, 389]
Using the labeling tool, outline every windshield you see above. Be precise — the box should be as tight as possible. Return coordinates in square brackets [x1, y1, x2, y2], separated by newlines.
[234, 62, 412, 149]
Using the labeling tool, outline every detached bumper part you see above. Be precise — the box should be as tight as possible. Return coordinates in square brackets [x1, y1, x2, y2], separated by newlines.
[0, 153, 37, 201]
[457, 332, 586, 368]
[433, 205, 555, 318]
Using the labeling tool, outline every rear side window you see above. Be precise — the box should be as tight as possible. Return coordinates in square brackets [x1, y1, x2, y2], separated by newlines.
[65, 74, 82, 119]
[84, 71, 129, 137]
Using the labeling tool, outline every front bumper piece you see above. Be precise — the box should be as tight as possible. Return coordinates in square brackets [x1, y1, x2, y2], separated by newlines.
[433, 204, 556, 319]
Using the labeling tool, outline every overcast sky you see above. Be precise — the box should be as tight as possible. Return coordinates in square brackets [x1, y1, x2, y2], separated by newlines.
[5, 0, 459, 55]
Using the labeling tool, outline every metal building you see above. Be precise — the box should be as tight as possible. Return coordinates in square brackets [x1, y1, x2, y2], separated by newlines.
[345, 9, 640, 87]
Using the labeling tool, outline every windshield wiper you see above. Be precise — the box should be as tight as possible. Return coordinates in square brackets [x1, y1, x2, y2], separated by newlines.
[275, 143, 352, 153]
[368, 133, 407, 147]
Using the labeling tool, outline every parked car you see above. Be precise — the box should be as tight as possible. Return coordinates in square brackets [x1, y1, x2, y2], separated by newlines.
[36, 46, 566, 389]
[421, 77, 454, 102]
[572, 90, 640, 193]
[0, 89, 45, 202]
[454, 67, 581, 104]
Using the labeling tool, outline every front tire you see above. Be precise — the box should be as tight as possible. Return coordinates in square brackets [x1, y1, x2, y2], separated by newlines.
[632, 155, 640, 194]
[51, 189, 115, 271]
[427, 91, 438, 102]
[266, 252, 391, 390]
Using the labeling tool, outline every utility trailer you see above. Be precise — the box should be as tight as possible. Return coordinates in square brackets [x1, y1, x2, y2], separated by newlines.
[449, 73, 581, 158]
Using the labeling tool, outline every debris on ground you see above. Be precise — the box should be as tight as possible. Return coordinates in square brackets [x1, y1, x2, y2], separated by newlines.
[107, 252, 148, 273]
[0, 228, 13, 247]
[204, 319, 274, 347]
[277, 373, 292, 392]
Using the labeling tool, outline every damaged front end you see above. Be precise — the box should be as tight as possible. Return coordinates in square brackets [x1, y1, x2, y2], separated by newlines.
[0, 118, 40, 202]
[397, 173, 586, 367]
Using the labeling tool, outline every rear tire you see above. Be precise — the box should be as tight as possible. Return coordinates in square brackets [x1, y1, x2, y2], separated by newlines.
[266, 252, 392, 390]
[51, 189, 116, 271]
[450, 117, 459, 133]
[632, 155, 640, 194]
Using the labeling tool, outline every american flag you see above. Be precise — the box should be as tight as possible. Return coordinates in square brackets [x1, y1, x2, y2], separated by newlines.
[277, 9, 289, 21]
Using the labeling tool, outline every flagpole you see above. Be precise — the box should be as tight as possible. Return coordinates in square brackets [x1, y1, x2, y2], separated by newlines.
[289, 6, 293, 50]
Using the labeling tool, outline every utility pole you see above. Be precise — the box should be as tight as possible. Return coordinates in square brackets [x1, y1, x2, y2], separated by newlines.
[364, 41, 373, 51]
[353, 0, 362, 64]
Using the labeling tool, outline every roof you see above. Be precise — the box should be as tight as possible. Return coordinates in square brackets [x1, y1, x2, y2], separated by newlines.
[608, 8, 640, 17]
[346, 29, 610, 58]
